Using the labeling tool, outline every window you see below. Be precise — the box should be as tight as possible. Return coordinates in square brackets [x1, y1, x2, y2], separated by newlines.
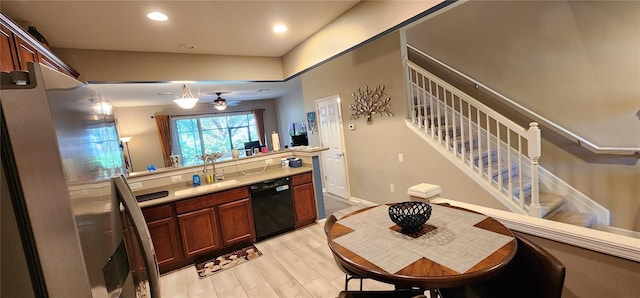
[173, 113, 259, 166]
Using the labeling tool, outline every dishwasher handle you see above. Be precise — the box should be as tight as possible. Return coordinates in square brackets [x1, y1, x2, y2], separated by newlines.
[250, 177, 290, 192]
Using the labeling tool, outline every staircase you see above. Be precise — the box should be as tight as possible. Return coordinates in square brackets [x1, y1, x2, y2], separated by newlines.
[404, 59, 609, 229]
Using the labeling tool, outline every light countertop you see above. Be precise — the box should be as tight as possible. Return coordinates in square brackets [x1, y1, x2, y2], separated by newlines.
[135, 165, 312, 208]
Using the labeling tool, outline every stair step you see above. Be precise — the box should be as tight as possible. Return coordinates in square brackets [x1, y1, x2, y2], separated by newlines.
[435, 126, 462, 140]
[545, 209, 595, 228]
[426, 115, 447, 127]
[506, 177, 532, 200]
[472, 150, 498, 166]
[536, 192, 566, 216]
[452, 137, 479, 154]
[490, 162, 519, 180]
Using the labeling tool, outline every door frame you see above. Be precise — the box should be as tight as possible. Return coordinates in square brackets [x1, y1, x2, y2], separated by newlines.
[315, 94, 350, 199]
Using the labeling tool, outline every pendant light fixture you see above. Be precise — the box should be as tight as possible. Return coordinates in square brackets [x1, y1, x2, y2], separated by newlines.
[213, 92, 227, 111]
[174, 84, 199, 109]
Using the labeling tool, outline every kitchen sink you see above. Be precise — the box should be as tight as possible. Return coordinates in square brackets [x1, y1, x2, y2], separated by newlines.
[174, 179, 240, 197]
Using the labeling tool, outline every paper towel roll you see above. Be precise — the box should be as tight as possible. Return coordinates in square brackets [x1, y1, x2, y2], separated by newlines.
[271, 131, 280, 151]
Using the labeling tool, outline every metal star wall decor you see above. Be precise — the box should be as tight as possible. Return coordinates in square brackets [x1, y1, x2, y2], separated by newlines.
[349, 84, 394, 124]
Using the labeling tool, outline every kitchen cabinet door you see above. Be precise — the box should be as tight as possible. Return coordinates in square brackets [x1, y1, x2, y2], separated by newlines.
[146, 217, 181, 267]
[292, 182, 317, 228]
[14, 35, 38, 71]
[177, 208, 221, 257]
[218, 198, 255, 246]
[142, 204, 182, 268]
[0, 24, 18, 72]
[122, 214, 145, 278]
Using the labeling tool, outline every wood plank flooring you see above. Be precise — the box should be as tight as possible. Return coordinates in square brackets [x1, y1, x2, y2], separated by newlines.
[159, 196, 400, 298]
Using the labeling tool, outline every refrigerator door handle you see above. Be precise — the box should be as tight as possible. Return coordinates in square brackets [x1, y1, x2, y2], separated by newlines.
[113, 175, 161, 298]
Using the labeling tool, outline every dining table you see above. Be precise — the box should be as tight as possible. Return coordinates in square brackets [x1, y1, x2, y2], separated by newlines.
[327, 203, 517, 291]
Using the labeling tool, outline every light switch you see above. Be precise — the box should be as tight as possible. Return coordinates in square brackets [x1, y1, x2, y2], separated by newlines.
[398, 153, 404, 163]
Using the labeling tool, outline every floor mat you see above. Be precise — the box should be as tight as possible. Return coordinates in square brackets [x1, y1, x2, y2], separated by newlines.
[194, 244, 262, 278]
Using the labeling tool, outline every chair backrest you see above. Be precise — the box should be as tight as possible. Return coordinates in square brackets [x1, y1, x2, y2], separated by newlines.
[512, 234, 566, 298]
[440, 234, 566, 298]
[324, 215, 338, 236]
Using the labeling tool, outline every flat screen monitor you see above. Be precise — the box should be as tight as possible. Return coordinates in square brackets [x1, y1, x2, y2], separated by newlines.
[244, 141, 261, 150]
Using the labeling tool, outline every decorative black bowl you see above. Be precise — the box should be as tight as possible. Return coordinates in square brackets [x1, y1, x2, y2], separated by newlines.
[388, 201, 432, 232]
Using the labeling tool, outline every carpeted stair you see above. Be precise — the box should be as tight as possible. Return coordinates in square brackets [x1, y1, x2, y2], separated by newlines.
[418, 103, 595, 228]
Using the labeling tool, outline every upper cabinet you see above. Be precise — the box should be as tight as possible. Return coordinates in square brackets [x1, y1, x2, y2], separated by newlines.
[1, 24, 19, 72]
[0, 12, 79, 78]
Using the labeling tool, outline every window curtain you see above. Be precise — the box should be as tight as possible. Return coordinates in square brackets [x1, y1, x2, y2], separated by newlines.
[253, 109, 266, 145]
[155, 114, 172, 167]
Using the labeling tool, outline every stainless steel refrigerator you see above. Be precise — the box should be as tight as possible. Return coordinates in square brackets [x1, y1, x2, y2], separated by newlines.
[1, 63, 160, 297]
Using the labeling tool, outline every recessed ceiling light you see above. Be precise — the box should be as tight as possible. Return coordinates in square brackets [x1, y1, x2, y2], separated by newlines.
[273, 24, 288, 33]
[147, 12, 168, 21]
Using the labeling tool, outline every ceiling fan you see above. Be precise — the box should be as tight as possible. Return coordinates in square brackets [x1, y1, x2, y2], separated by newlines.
[206, 92, 240, 111]
[212, 92, 227, 111]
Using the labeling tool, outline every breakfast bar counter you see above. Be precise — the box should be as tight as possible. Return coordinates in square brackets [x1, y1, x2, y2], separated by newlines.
[133, 165, 312, 208]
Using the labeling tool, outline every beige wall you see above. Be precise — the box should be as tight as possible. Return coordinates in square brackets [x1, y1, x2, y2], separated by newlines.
[53, 48, 283, 83]
[406, 0, 640, 149]
[405, 0, 640, 231]
[299, 31, 506, 209]
[282, 0, 444, 78]
[114, 99, 279, 173]
[275, 82, 306, 149]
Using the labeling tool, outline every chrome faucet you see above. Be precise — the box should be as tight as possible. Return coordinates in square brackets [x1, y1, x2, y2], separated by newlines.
[202, 152, 224, 181]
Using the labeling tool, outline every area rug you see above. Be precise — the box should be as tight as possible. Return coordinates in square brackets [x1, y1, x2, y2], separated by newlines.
[195, 245, 262, 278]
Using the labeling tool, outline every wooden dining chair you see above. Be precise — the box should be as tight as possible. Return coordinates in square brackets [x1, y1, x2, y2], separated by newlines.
[324, 214, 366, 291]
[439, 234, 566, 298]
[337, 289, 426, 298]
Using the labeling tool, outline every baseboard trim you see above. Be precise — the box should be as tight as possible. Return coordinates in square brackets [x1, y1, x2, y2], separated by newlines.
[348, 196, 376, 207]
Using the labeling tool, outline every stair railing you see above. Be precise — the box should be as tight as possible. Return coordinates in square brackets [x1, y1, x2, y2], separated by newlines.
[406, 59, 543, 217]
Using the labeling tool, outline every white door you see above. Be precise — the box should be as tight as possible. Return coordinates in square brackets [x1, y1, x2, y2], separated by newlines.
[317, 95, 348, 198]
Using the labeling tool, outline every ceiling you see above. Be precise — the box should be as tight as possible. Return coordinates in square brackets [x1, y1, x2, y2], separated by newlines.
[0, 1, 360, 107]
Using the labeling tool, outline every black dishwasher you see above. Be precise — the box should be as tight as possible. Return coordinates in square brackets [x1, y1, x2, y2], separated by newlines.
[250, 177, 295, 241]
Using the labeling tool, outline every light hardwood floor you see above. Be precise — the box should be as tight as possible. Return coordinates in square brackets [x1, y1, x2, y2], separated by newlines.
[159, 198, 399, 298]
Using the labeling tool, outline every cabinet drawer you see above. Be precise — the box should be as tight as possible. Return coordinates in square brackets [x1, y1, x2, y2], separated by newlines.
[142, 204, 173, 222]
[291, 172, 313, 186]
[175, 187, 249, 214]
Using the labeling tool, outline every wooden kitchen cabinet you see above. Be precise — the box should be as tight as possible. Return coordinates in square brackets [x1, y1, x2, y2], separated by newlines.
[218, 197, 255, 246]
[135, 186, 259, 273]
[177, 207, 222, 257]
[142, 204, 182, 268]
[1, 24, 18, 72]
[14, 34, 38, 71]
[0, 13, 78, 77]
[291, 172, 317, 228]
[121, 213, 144, 278]
[174, 187, 251, 258]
